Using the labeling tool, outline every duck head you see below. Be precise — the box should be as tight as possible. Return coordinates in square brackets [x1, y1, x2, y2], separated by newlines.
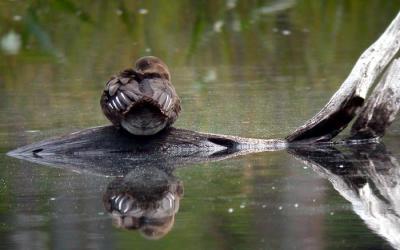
[135, 56, 171, 80]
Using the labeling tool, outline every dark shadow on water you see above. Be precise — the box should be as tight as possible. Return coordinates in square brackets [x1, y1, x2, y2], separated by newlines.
[290, 143, 400, 249]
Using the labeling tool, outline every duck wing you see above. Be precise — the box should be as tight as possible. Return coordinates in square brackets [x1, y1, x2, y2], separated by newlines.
[101, 69, 181, 127]
[100, 70, 142, 126]
[140, 78, 181, 118]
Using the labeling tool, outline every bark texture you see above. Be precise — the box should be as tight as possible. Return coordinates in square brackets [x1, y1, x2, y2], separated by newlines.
[286, 12, 400, 142]
[350, 59, 400, 139]
[7, 126, 285, 176]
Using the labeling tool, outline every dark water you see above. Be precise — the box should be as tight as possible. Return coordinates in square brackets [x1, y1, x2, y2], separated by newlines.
[1, 1, 400, 249]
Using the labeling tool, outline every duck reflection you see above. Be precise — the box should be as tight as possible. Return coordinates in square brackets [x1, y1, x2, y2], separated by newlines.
[290, 143, 400, 249]
[103, 166, 183, 239]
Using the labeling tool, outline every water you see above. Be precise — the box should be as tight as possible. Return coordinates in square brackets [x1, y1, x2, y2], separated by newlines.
[1, 1, 400, 249]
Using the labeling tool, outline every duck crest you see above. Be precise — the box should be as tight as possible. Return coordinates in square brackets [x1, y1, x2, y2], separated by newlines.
[100, 56, 181, 136]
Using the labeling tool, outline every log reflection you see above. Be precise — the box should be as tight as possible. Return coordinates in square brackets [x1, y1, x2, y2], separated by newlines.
[290, 143, 400, 249]
[103, 166, 183, 239]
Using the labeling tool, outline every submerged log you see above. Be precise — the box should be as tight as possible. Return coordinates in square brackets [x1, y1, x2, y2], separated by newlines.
[8, 126, 285, 156]
[7, 126, 286, 176]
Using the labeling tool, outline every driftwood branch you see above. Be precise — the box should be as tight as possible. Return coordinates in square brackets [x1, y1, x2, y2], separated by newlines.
[350, 59, 400, 139]
[286, 12, 400, 142]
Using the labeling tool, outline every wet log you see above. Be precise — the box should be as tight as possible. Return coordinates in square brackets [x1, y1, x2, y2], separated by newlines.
[7, 126, 286, 175]
[349, 59, 400, 139]
[286, 11, 400, 143]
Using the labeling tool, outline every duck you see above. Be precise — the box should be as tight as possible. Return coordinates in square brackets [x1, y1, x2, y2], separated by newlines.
[100, 56, 181, 136]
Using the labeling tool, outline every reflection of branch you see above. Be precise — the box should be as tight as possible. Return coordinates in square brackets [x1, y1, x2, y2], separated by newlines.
[290, 144, 400, 249]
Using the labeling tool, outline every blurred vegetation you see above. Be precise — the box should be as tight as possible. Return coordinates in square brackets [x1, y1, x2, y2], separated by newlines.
[0, 0, 399, 138]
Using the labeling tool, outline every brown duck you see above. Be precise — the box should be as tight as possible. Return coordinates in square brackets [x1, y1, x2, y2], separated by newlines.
[100, 56, 181, 135]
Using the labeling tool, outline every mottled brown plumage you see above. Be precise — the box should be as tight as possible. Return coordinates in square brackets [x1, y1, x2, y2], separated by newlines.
[100, 56, 181, 135]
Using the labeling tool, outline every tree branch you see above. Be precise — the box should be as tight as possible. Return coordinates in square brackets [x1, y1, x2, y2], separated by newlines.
[286, 11, 400, 142]
[350, 58, 400, 139]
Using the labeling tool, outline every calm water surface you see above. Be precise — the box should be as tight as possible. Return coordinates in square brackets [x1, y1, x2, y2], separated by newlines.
[1, 1, 400, 249]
